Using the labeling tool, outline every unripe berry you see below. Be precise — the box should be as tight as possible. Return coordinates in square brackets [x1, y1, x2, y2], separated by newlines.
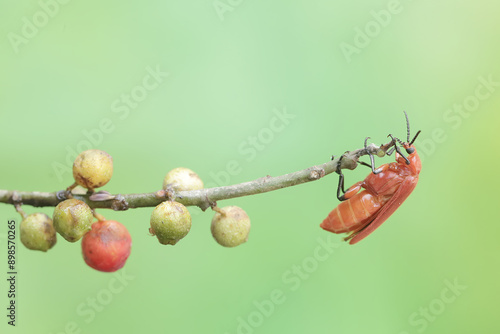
[53, 199, 93, 242]
[20, 213, 57, 251]
[211, 206, 250, 247]
[163, 167, 203, 192]
[82, 220, 132, 272]
[150, 201, 192, 245]
[73, 149, 113, 190]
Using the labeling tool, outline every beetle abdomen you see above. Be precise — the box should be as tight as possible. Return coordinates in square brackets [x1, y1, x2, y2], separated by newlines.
[321, 190, 387, 234]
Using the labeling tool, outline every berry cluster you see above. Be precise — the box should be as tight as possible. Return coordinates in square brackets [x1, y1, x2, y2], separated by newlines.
[19, 149, 251, 272]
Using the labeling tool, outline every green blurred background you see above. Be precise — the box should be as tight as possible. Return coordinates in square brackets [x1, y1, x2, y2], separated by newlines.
[1, 1, 499, 333]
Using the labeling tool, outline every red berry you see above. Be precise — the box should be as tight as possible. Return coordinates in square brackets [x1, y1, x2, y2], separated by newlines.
[81, 220, 131, 272]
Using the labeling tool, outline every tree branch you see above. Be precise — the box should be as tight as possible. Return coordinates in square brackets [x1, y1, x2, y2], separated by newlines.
[0, 140, 394, 212]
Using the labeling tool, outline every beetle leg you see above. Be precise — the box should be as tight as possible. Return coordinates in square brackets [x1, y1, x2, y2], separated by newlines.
[394, 145, 410, 165]
[385, 147, 395, 156]
[368, 154, 383, 174]
[344, 226, 364, 242]
[342, 181, 363, 201]
[385, 135, 398, 156]
[358, 161, 372, 168]
[337, 175, 364, 201]
[336, 155, 347, 201]
[364, 137, 382, 174]
[388, 134, 410, 165]
[337, 173, 346, 201]
[343, 215, 373, 242]
[358, 160, 381, 175]
[336, 152, 366, 201]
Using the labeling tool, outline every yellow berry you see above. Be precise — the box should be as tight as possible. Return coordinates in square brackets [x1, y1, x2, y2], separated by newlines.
[163, 167, 203, 192]
[20, 213, 57, 252]
[211, 206, 250, 247]
[150, 201, 192, 245]
[73, 149, 113, 190]
[53, 199, 93, 242]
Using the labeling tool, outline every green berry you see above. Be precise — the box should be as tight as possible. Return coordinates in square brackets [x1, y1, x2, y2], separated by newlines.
[20, 213, 57, 252]
[150, 201, 192, 245]
[211, 206, 250, 247]
[163, 167, 203, 192]
[53, 199, 93, 242]
[73, 149, 113, 190]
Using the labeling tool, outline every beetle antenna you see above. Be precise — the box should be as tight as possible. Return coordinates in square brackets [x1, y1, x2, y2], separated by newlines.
[409, 130, 422, 146]
[395, 136, 405, 147]
[403, 111, 411, 143]
[388, 134, 409, 164]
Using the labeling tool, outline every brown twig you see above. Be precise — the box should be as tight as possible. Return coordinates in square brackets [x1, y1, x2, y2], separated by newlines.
[0, 140, 394, 212]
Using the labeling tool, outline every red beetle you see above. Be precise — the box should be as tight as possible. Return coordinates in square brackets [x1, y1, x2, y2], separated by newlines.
[321, 112, 421, 244]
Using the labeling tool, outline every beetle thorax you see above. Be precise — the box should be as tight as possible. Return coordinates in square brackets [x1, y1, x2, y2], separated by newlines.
[396, 145, 421, 175]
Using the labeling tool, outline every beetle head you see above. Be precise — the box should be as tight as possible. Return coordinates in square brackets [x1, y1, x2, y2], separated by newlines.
[398, 143, 421, 174]
[392, 112, 422, 174]
[400, 111, 421, 153]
